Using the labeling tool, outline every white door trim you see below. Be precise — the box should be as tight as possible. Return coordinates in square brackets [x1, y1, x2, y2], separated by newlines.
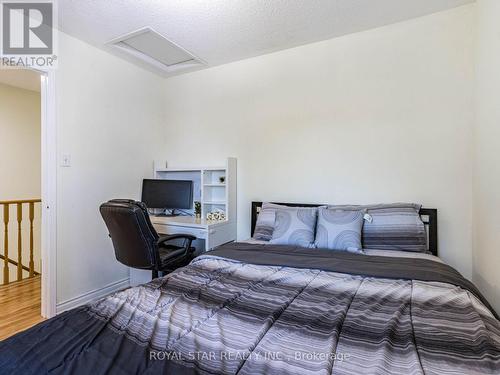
[40, 70, 57, 318]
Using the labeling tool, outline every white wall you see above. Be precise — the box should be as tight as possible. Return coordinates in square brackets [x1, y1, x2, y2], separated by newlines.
[0, 82, 41, 283]
[0, 83, 41, 200]
[55, 32, 165, 304]
[473, 0, 500, 312]
[161, 5, 475, 277]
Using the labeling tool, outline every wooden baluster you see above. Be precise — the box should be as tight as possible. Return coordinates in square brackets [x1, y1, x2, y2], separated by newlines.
[29, 202, 35, 277]
[17, 203, 23, 281]
[3, 204, 9, 285]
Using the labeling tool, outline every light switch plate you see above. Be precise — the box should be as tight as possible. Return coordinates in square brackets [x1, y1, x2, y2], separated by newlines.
[61, 154, 71, 167]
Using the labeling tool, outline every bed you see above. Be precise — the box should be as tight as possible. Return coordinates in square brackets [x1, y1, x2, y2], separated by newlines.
[0, 202, 499, 374]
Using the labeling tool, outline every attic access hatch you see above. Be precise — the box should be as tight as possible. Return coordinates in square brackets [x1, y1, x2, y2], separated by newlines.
[108, 28, 204, 74]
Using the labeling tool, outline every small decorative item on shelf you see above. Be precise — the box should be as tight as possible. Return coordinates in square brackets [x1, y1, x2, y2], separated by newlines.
[219, 176, 226, 184]
[194, 201, 201, 218]
[206, 209, 226, 221]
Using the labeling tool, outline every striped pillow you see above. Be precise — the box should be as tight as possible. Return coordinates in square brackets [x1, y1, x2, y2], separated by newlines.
[253, 203, 287, 241]
[254, 203, 323, 241]
[329, 203, 427, 253]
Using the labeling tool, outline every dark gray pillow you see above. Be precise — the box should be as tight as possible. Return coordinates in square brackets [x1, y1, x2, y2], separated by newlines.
[329, 203, 427, 252]
[314, 208, 364, 253]
[270, 208, 318, 247]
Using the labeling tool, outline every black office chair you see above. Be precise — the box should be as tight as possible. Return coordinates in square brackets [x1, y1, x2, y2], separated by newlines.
[99, 199, 196, 279]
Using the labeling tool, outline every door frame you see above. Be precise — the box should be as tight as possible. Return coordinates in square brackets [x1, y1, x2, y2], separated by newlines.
[39, 70, 57, 318]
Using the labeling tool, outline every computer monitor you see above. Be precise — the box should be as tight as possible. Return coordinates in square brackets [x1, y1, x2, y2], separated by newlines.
[141, 179, 193, 216]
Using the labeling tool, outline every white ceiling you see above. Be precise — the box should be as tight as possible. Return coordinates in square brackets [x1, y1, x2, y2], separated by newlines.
[0, 70, 41, 92]
[59, 0, 474, 77]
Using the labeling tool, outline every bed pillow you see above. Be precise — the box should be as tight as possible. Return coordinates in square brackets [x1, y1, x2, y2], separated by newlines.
[314, 208, 364, 253]
[329, 203, 427, 252]
[254, 203, 323, 241]
[253, 203, 289, 241]
[270, 207, 318, 247]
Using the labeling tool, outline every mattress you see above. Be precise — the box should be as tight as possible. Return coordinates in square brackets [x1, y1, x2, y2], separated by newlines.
[0, 242, 498, 375]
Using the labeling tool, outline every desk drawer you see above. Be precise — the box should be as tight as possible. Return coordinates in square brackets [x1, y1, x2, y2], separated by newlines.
[153, 223, 207, 239]
[206, 224, 236, 250]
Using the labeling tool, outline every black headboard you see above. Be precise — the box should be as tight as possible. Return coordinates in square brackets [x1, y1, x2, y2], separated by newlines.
[251, 201, 438, 256]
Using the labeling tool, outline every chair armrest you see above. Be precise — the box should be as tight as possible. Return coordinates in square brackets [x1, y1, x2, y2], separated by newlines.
[159, 248, 186, 261]
[157, 233, 196, 245]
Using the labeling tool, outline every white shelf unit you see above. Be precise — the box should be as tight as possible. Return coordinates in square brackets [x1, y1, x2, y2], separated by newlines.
[153, 157, 237, 222]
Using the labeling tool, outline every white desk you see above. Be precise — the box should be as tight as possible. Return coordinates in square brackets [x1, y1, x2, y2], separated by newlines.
[150, 215, 236, 251]
[130, 157, 237, 286]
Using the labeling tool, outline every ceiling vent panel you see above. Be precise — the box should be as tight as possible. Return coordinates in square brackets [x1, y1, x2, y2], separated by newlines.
[108, 28, 204, 74]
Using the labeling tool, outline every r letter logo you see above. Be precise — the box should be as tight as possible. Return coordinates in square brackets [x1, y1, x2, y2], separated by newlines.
[2, 2, 52, 54]
[1, 1, 57, 68]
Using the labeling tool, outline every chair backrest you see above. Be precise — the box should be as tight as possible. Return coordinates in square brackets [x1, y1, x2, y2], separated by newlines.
[100, 199, 159, 270]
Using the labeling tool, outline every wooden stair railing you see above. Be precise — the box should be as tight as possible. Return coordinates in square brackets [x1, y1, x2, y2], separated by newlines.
[0, 199, 41, 285]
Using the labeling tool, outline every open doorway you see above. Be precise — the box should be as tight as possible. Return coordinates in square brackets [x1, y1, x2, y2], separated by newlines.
[0, 69, 43, 339]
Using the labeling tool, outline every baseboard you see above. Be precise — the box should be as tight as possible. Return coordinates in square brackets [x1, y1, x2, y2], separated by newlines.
[56, 278, 130, 314]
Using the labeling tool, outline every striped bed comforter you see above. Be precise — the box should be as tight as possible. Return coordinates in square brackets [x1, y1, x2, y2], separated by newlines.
[1, 243, 499, 374]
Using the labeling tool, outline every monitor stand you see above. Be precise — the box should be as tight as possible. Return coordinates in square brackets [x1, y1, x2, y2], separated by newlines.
[155, 209, 180, 217]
